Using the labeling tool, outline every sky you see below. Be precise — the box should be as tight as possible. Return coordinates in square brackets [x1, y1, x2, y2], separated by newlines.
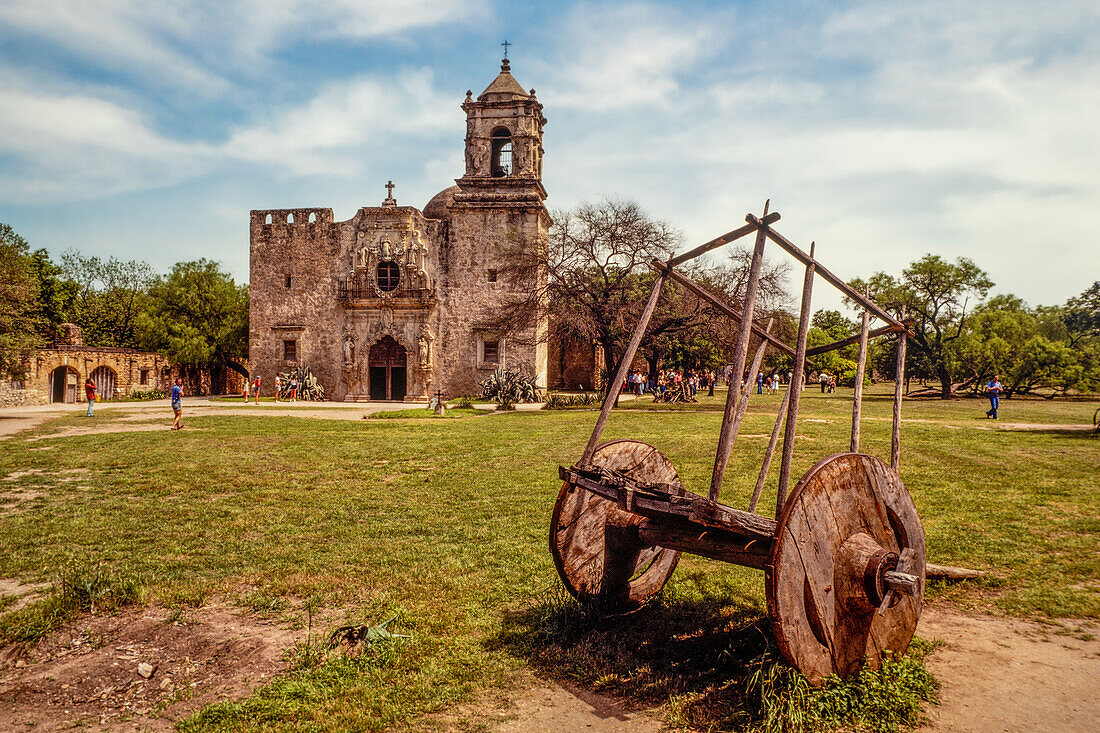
[1, 0, 1097, 316]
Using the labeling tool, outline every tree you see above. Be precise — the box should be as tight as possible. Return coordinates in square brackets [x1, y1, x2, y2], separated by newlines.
[137, 260, 248, 394]
[852, 255, 993, 398]
[61, 251, 154, 347]
[0, 224, 42, 378]
[1062, 281, 1099, 348]
[27, 249, 76, 342]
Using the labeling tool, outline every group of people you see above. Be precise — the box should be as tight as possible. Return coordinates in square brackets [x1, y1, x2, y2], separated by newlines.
[241, 374, 298, 403]
[624, 369, 718, 397]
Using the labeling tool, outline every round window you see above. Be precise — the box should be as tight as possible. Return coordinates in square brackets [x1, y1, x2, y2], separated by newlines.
[376, 261, 400, 292]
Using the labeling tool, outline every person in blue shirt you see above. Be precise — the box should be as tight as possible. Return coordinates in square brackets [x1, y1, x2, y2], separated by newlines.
[985, 374, 1002, 419]
[171, 378, 183, 430]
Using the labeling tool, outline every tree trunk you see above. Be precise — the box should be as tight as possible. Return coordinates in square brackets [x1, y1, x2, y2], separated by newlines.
[937, 365, 953, 399]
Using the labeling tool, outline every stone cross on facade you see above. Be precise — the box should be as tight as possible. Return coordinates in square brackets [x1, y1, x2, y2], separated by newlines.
[383, 180, 396, 206]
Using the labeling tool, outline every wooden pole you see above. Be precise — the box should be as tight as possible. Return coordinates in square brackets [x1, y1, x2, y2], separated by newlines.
[850, 302, 871, 453]
[709, 201, 770, 500]
[746, 215, 906, 331]
[776, 241, 816, 518]
[580, 272, 668, 465]
[748, 387, 789, 513]
[805, 323, 900, 357]
[668, 212, 781, 266]
[650, 261, 794, 357]
[707, 320, 772, 501]
[891, 307, 907, 471]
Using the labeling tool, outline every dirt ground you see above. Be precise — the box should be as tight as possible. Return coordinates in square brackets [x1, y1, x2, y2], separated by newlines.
[0, 604, 302, 732]
[476, 606, 1100, 733]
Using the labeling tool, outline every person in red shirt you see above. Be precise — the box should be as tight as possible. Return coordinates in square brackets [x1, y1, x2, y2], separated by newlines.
[84, 378, 96, 417]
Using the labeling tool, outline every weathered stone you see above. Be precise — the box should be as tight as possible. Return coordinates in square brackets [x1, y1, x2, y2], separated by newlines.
[137, 662, 155, 679]
[248, 61, 551, 401]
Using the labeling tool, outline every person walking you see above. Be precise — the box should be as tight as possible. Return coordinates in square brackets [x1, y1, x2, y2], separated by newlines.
[171, 377, 183, 430]
[986, 374, 1002, 419]
[84, 377, 96, 417]
[756, 371, 764, 394]
[253, 375, 262, 404]
[242, 377, 250, 403]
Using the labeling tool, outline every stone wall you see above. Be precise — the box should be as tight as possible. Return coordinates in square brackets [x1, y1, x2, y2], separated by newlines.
[15, 347, 169, 404]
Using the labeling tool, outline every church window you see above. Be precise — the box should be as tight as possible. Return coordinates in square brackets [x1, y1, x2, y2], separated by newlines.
[487, 268, 497, 283]
[283, 339, 297, 361]
[308, 212, 317, 223]
[287, 213, 295, 224]
[376, 261, 401, 292]
[285, 274, 292, 288]
[483, 340, 500, 363]
[265, 214, 272, 225]
[140, 369, 149, 385]
[491, 128, 512, 177]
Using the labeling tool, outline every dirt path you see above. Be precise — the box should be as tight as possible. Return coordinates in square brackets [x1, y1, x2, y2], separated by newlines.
[481, 608, 1100, 732]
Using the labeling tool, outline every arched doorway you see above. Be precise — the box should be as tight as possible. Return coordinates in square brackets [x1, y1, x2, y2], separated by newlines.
[368, 336, 406, 401]
[90, 366, 118, 401]
[50, 366, 79, 403]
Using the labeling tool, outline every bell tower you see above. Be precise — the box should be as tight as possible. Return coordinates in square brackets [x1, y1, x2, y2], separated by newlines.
[455, 58, 547, 206]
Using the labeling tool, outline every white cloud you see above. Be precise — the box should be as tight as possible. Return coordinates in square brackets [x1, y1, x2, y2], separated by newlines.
[537, 3, 723, 110]
[0, 72, 211, 201]
[0, 0, 488, 92]
[223, 70, 455, 176]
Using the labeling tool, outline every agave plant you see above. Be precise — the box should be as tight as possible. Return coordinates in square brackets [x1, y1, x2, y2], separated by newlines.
[478, 368, 542, 408]
[278, 366, 326, 401]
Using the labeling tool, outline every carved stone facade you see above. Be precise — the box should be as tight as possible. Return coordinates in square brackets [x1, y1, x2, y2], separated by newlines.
[249, 60, 550, 401]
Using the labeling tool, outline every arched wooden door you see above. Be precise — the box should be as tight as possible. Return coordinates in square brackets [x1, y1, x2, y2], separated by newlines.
[90, 366, 117, 401]
[50, 366, 78, 403]
[368, 336, 407, 401]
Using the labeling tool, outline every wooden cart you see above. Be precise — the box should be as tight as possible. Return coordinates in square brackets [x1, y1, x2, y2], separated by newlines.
[550, 204, 923, 684]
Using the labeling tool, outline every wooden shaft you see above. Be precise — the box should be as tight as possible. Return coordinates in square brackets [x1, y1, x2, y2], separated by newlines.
[891, 312, 907, 471]
[776, 241, 816, 517]
[749, 387, 789, 513]
[805, 323, 899, 357]
[708, 320, 772, 501]
[650, 261, 795, 357]
[746, 214, 907, 332]
[926, 563, 984, 580]
[884, 571, 919, 596]
[668, 211, 781, 266]
[637, 521, 772, 570]
[710, 202, 770, 500]
[850, 306, 870, 453]
[580, 272, 668, 464]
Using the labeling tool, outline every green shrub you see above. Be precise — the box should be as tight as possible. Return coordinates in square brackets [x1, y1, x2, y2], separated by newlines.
[544, 391, 601, 409]
[126, 389, 165, 401]
[478, 368, 542, 408]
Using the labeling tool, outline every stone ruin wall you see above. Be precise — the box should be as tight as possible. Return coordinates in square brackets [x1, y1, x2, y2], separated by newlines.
[2, 348, 169, 407]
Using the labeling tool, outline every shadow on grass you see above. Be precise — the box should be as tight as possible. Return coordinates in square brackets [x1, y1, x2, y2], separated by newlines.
[488, 570, 781, 730]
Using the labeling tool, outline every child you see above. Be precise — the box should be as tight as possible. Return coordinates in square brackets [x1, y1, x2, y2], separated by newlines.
[274, 374, 282, 402]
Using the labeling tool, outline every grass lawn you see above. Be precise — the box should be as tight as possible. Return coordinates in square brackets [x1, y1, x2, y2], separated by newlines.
[0, 385, 1096, 730]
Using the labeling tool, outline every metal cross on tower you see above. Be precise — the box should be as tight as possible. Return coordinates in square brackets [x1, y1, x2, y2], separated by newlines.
[501, 39, 511, 59]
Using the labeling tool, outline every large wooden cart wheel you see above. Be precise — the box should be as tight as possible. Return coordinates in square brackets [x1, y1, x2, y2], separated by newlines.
[766, 453, 926, 684]
[550, 440, 682, 613]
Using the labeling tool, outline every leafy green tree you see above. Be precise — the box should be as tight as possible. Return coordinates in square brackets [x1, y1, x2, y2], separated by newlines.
[27, 249, 77, 341]
[137, 260, 248, 394]
[852, 255, 993, 398]
[61, 251, 154, 347]
[0, 224, 42, 377]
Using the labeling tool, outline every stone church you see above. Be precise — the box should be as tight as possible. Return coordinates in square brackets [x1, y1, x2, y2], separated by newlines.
[249, 59, 552, 401]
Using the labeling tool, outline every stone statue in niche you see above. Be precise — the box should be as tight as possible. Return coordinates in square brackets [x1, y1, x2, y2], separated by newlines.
[418, 325, 433, 369]
[343, 333, 355, 365]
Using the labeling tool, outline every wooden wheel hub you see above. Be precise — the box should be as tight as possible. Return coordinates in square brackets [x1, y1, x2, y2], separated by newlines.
[766, 453, 926, 684]
[549, 440, 683, 613]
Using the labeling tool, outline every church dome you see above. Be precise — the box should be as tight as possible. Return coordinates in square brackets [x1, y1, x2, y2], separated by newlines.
[478, 58, 531, 102]
[423, 185, 459, 219]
